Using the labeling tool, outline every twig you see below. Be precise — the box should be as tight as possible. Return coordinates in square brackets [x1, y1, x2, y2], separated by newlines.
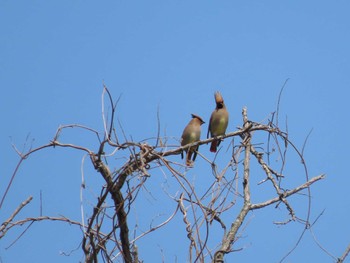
[338, 243, 350, 263]
[0, 196, 33, 238]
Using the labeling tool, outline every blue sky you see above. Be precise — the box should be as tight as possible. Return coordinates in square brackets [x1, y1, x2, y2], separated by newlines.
[1, 1, 350, 262]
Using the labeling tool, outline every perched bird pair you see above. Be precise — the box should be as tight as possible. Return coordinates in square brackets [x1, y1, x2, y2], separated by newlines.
[181, 92, 229, 166]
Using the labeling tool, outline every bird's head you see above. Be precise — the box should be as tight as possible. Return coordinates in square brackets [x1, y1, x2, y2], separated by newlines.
[191, 114, 205, 125]
[214, 91, 225, 108]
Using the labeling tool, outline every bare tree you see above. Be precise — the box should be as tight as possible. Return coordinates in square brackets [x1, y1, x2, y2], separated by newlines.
[1, 86, 345, 262]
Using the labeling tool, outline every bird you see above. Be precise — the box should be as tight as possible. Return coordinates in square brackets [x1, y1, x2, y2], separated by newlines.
[207, 91, 229, 153]
[181, 114, 205, 166]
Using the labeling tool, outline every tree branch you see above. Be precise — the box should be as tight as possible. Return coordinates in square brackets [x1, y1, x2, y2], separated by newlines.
[250, 174, 325, 210]
[0, 196, 33, 238]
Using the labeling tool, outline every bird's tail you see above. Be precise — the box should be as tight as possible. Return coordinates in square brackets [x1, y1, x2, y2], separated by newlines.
[210, 140, 218, 153]
[186, 151, 193, 166]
